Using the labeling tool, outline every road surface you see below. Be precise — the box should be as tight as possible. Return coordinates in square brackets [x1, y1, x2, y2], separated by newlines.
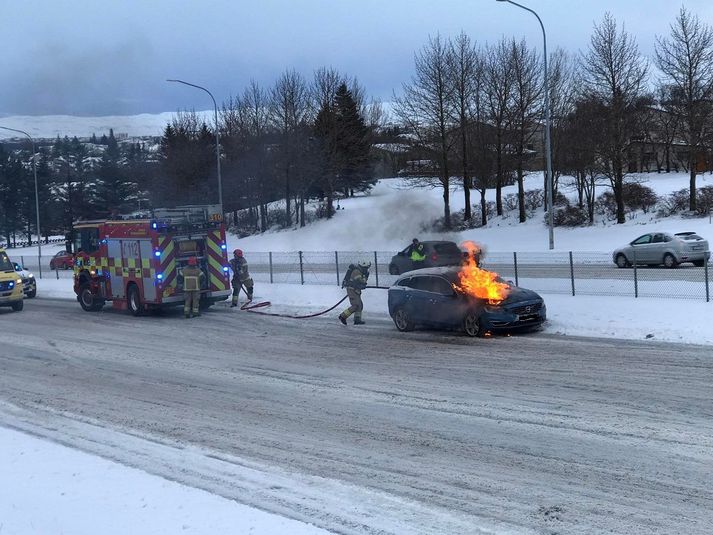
[1, 298, 712, 534]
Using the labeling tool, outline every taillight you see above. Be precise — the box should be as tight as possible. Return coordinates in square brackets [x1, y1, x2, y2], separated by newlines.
[431, 253, 438, 261]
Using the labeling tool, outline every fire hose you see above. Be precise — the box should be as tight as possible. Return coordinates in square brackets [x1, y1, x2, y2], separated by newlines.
[237, 285, 389, 319]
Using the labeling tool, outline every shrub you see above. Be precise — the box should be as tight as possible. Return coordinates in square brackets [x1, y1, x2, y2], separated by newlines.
[623, 183, 658, 213]
[315, 203, 336, 219]
[553, 191, 570, 207]
[503, 193, 518, 212]
[524, 189, 544, 213]
[595, 191, 617, 220]
[552, 205, 589, 227]
[695, 185, 713, 216]
[658, 188, 689, 217]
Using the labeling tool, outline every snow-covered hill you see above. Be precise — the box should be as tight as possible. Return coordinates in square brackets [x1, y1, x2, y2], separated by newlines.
[0, 111, 212, 140]
[232, 172, 713, 253]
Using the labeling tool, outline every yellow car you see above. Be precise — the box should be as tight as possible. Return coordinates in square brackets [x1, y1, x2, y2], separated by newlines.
[0, 248, 24, 312]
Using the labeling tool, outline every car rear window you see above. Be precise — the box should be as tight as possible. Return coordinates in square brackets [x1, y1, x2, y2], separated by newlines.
[434, 243, 461, 255]
[676, 233, 703, 241]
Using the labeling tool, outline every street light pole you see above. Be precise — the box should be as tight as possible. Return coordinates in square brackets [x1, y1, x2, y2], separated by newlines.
[166, 79, 223, 212]
[0, 126, 43, 276]
[496, 0, 555, 250]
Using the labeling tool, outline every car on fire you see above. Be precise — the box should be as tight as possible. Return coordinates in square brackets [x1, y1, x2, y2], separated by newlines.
[388, 240, 467, 275]
[387, 266, 546, 337]
[612, 231, 710, 268]
[13, 262, 36, 298]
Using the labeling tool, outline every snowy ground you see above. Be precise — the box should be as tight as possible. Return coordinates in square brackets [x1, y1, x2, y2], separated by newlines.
[0, 425, 328, 535]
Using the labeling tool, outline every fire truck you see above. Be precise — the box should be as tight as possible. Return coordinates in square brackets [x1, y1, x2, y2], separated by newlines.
[72, 205, 232, 315]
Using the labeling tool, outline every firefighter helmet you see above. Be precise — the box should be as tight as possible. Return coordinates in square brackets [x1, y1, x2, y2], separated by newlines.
[358, 260, 371, 269]
[187, 257, 197, 266]
[233, 249, 243, 257]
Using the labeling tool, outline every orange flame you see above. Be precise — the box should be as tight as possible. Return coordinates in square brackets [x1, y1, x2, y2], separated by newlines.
[454, 241, 510, 304]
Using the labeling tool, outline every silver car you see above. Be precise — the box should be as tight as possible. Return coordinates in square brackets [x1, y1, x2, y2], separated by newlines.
[613, 232, 710, 268]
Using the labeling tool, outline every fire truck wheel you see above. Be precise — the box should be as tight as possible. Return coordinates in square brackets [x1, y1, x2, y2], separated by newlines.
[78, 284, 103, 312]
[127, 284, 143, 316]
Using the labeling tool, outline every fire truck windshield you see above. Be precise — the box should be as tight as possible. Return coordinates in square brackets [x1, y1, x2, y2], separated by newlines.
[74, 227, 100, 254]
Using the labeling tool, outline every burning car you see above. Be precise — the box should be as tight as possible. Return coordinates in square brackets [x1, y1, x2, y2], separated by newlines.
[387, 243, 545, 337]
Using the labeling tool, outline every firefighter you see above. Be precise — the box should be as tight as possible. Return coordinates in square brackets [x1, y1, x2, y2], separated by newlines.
[230, 249, 254, 306]
[181, 256, 205, 318]
[338, 260, 370, 326]
[407, 238, 426, 270]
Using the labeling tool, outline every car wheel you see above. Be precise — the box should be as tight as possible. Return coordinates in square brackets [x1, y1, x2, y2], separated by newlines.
[127, 284, 143, 316]
[615, 254, 629, 268]
[463, 310, 483, 338]
[78, 283, 103, 311]
[663, 253, 678, 269]
[27, 289, 36, 299]
[392, 308, 414, 332]
[389, 264, 400, 275]
[692, 260, 705, 267]
[11, 300, 23, 312]
[49, 262, 55, 270]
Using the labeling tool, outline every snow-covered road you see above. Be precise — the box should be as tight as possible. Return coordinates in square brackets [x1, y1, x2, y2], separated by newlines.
[2, 299, 712, 534]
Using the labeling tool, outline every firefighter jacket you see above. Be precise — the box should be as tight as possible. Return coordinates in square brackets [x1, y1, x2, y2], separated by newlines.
[230, 256, 251, 282]
[181, 265, 205, 291]
[345, 266, 368, 292]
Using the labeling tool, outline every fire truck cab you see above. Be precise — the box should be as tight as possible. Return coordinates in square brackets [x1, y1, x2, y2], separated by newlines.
[73, 205, 231, 315]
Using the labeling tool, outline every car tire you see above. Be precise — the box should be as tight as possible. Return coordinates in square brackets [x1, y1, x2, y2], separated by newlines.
[663, 253, 678, 269]
[392, 308, 414, 332]
[127, 284, 143, 316]
[692, 260, 705, 267]
[27, 289, 36, 299]
[49, 262, 55, 270]
[389, 264, 400, 275]
[615, 254, 630, 268]
[78, 283, 103, 312]
[463, 310, 483, 338]
[11, 300, 23, 312]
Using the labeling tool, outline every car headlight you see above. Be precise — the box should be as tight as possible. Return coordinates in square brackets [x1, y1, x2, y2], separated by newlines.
[16, 279, 22, 284]
[28, 273, 34, 279]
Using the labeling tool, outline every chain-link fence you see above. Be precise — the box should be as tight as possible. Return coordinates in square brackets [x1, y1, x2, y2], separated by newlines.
[10, 250, 712, 301]
[247, 250, 712, 302]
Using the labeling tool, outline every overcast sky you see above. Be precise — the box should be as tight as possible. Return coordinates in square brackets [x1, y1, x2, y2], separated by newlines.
[2, 0, 712, 117]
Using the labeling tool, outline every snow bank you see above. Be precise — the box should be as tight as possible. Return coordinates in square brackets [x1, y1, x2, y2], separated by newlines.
[0, 425, 328, 535]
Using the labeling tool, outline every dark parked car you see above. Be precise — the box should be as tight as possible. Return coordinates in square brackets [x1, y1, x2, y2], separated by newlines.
[613, 231, 710, 268]
[389, 241, 466, 275]
[49, 250, 74, 270]
[388, 267, 546, 337]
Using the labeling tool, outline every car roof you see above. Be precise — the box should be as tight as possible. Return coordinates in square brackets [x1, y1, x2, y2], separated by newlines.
[419, 240, 459, 246]
[397, 266, 461, 282]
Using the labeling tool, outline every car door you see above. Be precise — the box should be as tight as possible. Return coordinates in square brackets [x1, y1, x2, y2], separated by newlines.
[629, 234, 653, 264]
[406, 275, 436, 324]
[425, 276, 462, 326]
[650, 233, 666, 264]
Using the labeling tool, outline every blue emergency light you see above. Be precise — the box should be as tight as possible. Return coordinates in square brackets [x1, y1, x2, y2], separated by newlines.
[157, 273, 163, 281]
[221, 244, 227, 250]
[154, 250, 161, 258]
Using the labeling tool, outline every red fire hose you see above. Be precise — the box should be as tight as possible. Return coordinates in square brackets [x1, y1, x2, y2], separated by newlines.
[237, 286, 388, 320]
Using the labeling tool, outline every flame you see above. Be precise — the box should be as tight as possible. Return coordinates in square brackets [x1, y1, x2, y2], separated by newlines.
[454, 241, 510, 305]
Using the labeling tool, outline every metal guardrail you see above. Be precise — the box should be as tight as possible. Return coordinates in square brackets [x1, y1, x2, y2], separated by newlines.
[11, 250, 712, 302]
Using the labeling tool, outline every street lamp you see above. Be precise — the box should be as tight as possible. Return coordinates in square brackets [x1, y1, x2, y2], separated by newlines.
[496, 0, 555, 250]
[0, 126, 43, 276]
[166, 79, 223, 211]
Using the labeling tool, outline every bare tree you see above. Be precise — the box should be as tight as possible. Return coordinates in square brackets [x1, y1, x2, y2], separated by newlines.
[548, 48, 578, 198]
[507, 38, 542, 223]
[394, 34, 456, 228]
[581, 12, 649, 224]
[270, 69, 310, 225]
[655, 6, 713, 211]
[447, 32, 479, 221]
[484, 38, 515, 217]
